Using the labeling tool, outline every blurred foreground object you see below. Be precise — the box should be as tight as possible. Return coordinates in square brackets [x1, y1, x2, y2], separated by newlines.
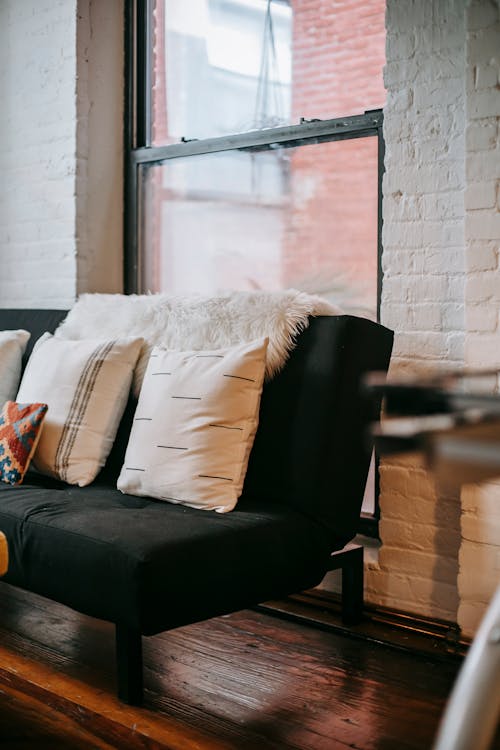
[366, 368, 500, 750]
[0, 531, 8, 576]
[367, 369, 500, 492]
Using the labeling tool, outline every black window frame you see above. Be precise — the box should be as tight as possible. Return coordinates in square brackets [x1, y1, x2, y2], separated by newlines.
[124, 0, 385, 537]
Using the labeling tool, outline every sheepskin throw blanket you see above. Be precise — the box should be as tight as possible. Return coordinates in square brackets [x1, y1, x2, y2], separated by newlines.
[56, 291, 342, 394]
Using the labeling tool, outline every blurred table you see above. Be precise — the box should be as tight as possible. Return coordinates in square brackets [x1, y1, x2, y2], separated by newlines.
[366, 370, 500, 750]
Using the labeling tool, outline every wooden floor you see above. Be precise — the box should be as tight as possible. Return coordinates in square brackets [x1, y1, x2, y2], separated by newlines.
[0, 583, 488, 750]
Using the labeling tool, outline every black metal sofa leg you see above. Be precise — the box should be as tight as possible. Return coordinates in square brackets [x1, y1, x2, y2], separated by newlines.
[115, 624, 144, 705]
[328, 543, 364, 625]
[340, 544, 364, 625]
[113, 546, 364, 704]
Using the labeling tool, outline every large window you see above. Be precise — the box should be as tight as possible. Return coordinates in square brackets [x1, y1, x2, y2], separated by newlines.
[125, 0, 386, 531]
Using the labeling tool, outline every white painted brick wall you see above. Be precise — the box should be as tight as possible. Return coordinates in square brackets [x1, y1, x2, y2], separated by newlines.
[459, 0, 500, 638]
[370, 0, 467, 622]
[0, 0, 123, 309]
[377, 0, 500, 637]
[366, 453, 462, 620]
[0, 0, 78, 309]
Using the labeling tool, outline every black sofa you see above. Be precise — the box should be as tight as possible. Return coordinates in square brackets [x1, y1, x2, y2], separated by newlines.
[0, 308, 393, 705]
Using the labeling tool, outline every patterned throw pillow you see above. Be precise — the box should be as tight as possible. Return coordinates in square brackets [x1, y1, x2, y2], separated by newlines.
[0, 401, 48, 485]
[118, 338, 268, 512]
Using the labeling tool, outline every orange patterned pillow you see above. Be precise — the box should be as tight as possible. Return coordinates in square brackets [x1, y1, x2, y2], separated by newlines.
[0, 401, 48, 485]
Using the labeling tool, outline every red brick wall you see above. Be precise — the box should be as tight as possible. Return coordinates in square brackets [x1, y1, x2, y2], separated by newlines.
[285, 0, 386, 314]
[149, 0, 386, 312]
[282, 138, 379, 314]
[292, 0, 386, 121]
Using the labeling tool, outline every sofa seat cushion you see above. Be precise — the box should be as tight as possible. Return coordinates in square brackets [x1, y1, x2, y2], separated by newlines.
[0, 476, 332, 634]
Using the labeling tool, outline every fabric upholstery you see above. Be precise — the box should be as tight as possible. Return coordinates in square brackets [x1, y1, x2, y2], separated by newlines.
[0, 308, 394, 638]
[0, 476, 332, 634]
[242, 315, 394, 547]
[118, 339, 268, 512]
[0, 310, 68, 367]
[17, 334, 143, 486]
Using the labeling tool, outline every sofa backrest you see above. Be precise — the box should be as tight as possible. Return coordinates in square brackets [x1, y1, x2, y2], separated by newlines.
[0, 309, 68, 368]
[242, 315, 393, 547]
[0, 309, 393, 548]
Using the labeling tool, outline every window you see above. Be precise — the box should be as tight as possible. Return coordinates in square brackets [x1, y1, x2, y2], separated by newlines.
[125, 0, 386, 533]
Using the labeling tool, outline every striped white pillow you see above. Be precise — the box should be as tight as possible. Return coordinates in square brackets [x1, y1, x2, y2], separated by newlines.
[17, 334, 143, 486]
[117, 338, 268, 512]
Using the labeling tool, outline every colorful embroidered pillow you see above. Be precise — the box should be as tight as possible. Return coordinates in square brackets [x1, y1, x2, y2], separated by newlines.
[0, 401, 48, 485]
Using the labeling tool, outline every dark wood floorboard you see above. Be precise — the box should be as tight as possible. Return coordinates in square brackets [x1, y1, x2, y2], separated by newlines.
[0, 583, 494, 750]
[0, 681, 117, 749]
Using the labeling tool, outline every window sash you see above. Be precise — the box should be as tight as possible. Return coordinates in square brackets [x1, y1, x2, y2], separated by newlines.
[124, 0, 385, 537]
[125, 110, 385, 302]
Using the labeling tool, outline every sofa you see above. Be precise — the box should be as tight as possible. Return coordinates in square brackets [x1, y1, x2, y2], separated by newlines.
[0, 306, 393, 705]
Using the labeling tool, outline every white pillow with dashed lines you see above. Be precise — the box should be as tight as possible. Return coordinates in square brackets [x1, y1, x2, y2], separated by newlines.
[117, 338, 268, 513]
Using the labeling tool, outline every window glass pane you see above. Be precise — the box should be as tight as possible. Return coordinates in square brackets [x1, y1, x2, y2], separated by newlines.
[151, 0, 386, 144]
[140, 136, 379, 319]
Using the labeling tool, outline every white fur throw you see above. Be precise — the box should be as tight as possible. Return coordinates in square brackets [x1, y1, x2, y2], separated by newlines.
[55, 291, 342, 395]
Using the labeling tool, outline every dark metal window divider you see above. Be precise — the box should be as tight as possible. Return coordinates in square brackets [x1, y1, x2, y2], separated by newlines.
[124, 1, 385, 536]
[125, 111, 384, 293]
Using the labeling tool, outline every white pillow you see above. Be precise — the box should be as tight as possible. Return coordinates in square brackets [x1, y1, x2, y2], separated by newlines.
[117, 338, 268, 512]
[0, 330, 31, 405]
[16, 334, 143, 486]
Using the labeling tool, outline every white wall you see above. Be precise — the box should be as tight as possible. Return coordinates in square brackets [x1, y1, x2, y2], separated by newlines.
[370, 0, 500, 637]
[367, 0, 467, 623]
[0, 0, 123, 309]
[0, 0, 78, 308]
